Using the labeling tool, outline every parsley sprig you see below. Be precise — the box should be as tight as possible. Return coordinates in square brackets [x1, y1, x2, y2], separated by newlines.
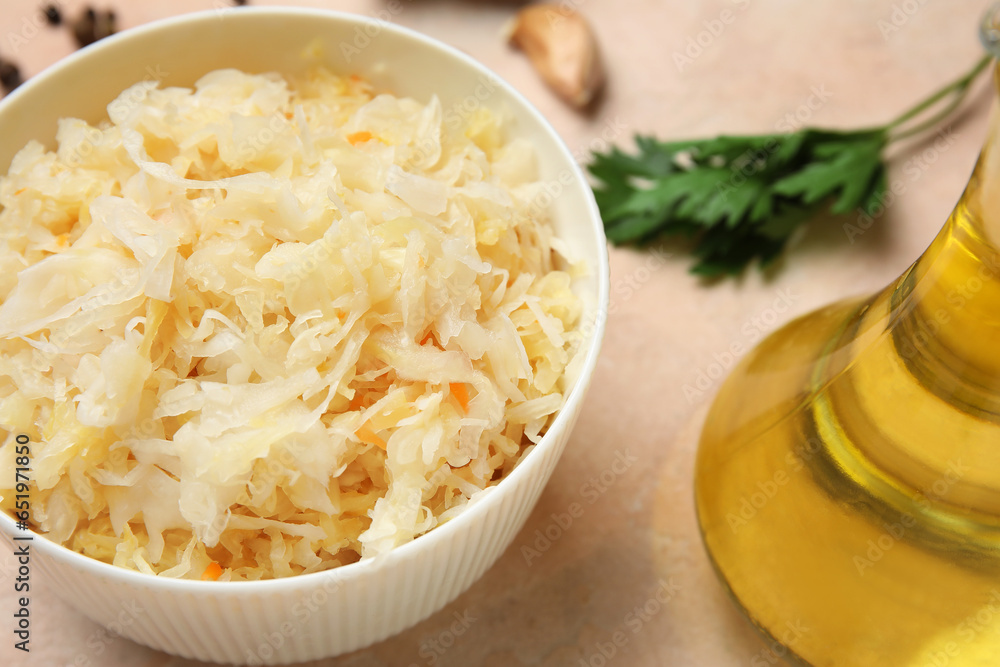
[589, 55, 993, 277]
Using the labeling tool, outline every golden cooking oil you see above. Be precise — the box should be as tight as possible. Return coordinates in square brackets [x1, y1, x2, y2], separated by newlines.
[695, 71, 1000, 667]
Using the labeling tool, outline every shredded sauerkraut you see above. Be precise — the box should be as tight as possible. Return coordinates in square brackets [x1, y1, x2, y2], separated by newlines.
[0, 68, 581, 580]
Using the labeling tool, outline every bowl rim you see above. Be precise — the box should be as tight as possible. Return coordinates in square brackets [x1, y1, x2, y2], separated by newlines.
[0, 5, 611, 592]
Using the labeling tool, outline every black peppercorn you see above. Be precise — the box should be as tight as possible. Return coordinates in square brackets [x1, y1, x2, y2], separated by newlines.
[72, 8, 97, 47]
[72, 6, 116, 48]
[42, 4, 62, 26]
[0, 60, 24, 94]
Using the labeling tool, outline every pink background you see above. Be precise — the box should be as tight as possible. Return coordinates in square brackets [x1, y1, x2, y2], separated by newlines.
[0, 0, 993, 665]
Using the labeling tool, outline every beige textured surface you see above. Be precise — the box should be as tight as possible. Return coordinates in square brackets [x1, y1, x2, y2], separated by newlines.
[0, 0, 993, 665]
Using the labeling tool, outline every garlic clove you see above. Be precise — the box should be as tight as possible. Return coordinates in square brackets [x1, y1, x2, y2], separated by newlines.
[507, 4, 606, 109]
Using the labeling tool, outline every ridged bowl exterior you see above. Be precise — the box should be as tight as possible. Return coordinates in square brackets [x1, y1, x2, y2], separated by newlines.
[0, 8, 609, 664]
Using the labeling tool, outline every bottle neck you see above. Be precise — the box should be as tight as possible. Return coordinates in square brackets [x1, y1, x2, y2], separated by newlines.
[831, 127, 1000, 517]
[966, 73, 1000, 249]
[898, 109, 1000, 405]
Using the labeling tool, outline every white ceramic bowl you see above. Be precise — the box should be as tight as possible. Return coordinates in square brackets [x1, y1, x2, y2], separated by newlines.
[0, 7, 609, 664]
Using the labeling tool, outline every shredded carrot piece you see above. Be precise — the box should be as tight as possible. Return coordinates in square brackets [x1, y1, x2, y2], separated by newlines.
[356, 423, 387, 450]
[347, 131, 373, 145]
[450, 383, 470, 413]
[201, 561, 223, 581]
[14, 188, 26, 195]
[349, 74, 362, 82]
[419, 330, 435, 346]
[348, 393, 365, 411]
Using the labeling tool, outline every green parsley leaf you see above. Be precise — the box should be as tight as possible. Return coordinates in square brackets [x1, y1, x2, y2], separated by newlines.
[589, 55, 992, 277]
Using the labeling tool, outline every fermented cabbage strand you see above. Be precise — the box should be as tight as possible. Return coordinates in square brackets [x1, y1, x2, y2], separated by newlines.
[0, 68, 581, 580]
